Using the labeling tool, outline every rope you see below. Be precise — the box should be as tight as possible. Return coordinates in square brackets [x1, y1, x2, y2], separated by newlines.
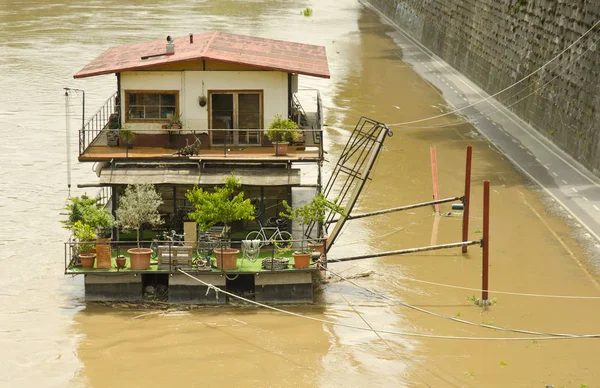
[327, 269, 600, 338]
[338, 292, 433, 388]
[385, 18, 600, 127]
[177, 269, 598, 341]
[389, 274, 600, 300]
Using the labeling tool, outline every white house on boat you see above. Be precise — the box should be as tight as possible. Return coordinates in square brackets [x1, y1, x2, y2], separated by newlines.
[66, 32, 331, 304]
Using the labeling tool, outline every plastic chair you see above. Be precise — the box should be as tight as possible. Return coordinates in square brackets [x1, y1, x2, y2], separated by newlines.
[241, 239, 261, 265]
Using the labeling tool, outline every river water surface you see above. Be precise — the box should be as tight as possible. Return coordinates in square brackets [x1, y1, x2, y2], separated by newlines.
[2, 1, 600, 387]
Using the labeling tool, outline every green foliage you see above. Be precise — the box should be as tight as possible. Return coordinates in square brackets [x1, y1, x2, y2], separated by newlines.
[185, 173, 255, 235]
[169, 112, 183, 127]
[266, 114, 299, 143]
[280, 193, 346, 252]
[116, 184, 163, 247]
[62, 194, 114, 237]
[119, 126, 134, 143]
[303, 7, 313, 16]
[499, 361, 507, 367]
[467, 294, 478, 303]
[73, 221, 97, 252]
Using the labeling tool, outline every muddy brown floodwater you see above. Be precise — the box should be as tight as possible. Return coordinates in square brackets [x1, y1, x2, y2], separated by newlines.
[1, 0, 600, 387]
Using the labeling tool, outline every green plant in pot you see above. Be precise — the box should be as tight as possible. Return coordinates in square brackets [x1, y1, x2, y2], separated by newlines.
[169, 112, 183, 129]
[119, 125, 134, 149]
[185, 173, 255, 269]
[266, 114, 299, 156]
[73, 221, 97, 269]
[280, 193, 346, 268]
[62, 194, 115, 269]
[116, 184, 163, 270]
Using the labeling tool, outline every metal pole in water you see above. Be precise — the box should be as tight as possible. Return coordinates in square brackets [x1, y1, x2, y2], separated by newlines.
[462, 145, 473, 253]
[482, 180, 490, 302]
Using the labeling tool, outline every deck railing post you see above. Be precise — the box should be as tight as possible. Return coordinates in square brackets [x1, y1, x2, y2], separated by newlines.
[482, 180, 490, 303]
[462, 145, 473, 253]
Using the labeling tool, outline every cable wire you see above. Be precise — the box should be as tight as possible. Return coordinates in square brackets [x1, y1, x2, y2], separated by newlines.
[327, 269, 600, 338]
[385, 18, 600, 127]
[177, 269, 600, 341]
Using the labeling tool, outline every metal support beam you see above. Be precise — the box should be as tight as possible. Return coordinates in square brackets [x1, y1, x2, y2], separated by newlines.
[330, 240, 481, 262]
[329, 196, 463, 223]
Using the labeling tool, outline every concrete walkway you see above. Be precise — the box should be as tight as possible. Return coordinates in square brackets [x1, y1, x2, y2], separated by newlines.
[364, 4, 600, 248]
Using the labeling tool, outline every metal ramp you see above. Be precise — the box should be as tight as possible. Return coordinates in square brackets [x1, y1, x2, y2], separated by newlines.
[307, 117, 392, 252]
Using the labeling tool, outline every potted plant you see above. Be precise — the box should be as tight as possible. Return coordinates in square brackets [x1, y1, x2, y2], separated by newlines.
[73, 221, 97, 269]
[198, 95, 207, 107]
[266, 114, 299, 156]
[280, 193, 346, 268]
[185, 173, 255, 270]
[169, 112, 183, 129]
[107, 113, 120, 146]
[116, 184, 163, 270]
[62, 194, 115, 269]
[119, 126, 134, 149]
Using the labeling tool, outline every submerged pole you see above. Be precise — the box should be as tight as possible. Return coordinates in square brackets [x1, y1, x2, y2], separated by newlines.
[462, 145, 473, 253]
[430, 146, 440, 213]
[482, 180, 490, 303]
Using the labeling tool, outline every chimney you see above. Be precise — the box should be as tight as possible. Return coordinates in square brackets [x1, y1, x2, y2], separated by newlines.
[189, 33, 194, 44]
[166, 35, 174, 55]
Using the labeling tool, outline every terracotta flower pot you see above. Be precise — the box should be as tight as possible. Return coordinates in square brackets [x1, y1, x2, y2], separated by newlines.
[79, 252, 96, 269]
[116, 255, 127, 269]
[292, 252, 311, 269]
[273, 142, 289, 156]
[214, 248, 240, 270]
[127, 247, 153, 270]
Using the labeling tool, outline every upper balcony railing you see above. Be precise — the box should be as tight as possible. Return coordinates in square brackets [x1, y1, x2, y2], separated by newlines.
[78, 91, 119, 155]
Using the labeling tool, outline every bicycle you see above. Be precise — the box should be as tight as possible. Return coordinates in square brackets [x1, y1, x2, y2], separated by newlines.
[245, 218, 292, 250]
[150, 230, 186, 259]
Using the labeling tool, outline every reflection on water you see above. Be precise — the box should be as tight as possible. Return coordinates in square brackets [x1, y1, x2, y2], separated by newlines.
[2, 0, 600, 386]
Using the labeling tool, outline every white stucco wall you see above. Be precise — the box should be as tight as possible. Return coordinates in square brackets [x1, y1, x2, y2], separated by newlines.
[120, 70, 288, 135]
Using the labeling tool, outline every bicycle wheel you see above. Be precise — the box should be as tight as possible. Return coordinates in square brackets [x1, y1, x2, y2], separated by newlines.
[273, 231, 293, 250]
[245, 230, 264, 249]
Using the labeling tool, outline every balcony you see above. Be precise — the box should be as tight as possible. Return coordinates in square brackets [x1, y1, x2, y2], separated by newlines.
[77, 91, 324, 165]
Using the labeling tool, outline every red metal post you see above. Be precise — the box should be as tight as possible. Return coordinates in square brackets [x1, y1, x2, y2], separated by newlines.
[462, 145, 473, 253]
[430, 146, 440, 213]
[482, 180, 490, 302]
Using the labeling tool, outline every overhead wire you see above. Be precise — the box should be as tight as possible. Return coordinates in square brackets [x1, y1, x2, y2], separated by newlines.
[384, 18, 600, 127]
[387, 273, 600, 300]
[327, 268, 600, 338]
[390, 33, 600, 131]
[177, 269, 600, 341]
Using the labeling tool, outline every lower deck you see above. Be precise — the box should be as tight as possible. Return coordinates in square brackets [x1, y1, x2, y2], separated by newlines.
[67, 249, 321, 304]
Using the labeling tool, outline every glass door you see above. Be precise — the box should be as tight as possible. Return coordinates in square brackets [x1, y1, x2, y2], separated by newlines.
[211, 94, 234, 145]
[210, 91, 262, 146]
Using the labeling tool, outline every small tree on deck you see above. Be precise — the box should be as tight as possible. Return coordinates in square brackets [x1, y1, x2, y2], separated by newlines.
[115, 184, 163, 248]
[185, 173, 255, 239]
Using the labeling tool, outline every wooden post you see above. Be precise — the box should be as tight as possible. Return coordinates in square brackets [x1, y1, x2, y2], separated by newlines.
[430, 146, 440, 213]
[462, 146, 473, 253]
[482, 180, 490, 302]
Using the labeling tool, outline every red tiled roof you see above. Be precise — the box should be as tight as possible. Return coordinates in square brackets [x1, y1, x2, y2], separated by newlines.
[74, 32, 330, 79]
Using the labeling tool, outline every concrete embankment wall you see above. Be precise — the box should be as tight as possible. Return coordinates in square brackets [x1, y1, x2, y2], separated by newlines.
[365, 0, 600, 176]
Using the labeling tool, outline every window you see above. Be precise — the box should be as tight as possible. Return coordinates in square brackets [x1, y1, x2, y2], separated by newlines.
[125, 91, 178, 122]
[210, 91, 262, 146]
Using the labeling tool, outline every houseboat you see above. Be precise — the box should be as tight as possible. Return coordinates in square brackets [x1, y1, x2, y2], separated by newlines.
[64, 32, 331, 304]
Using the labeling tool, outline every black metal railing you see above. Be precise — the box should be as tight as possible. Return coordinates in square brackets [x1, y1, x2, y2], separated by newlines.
[79, 91, 119, 155]
[64, 236, 324, 274]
